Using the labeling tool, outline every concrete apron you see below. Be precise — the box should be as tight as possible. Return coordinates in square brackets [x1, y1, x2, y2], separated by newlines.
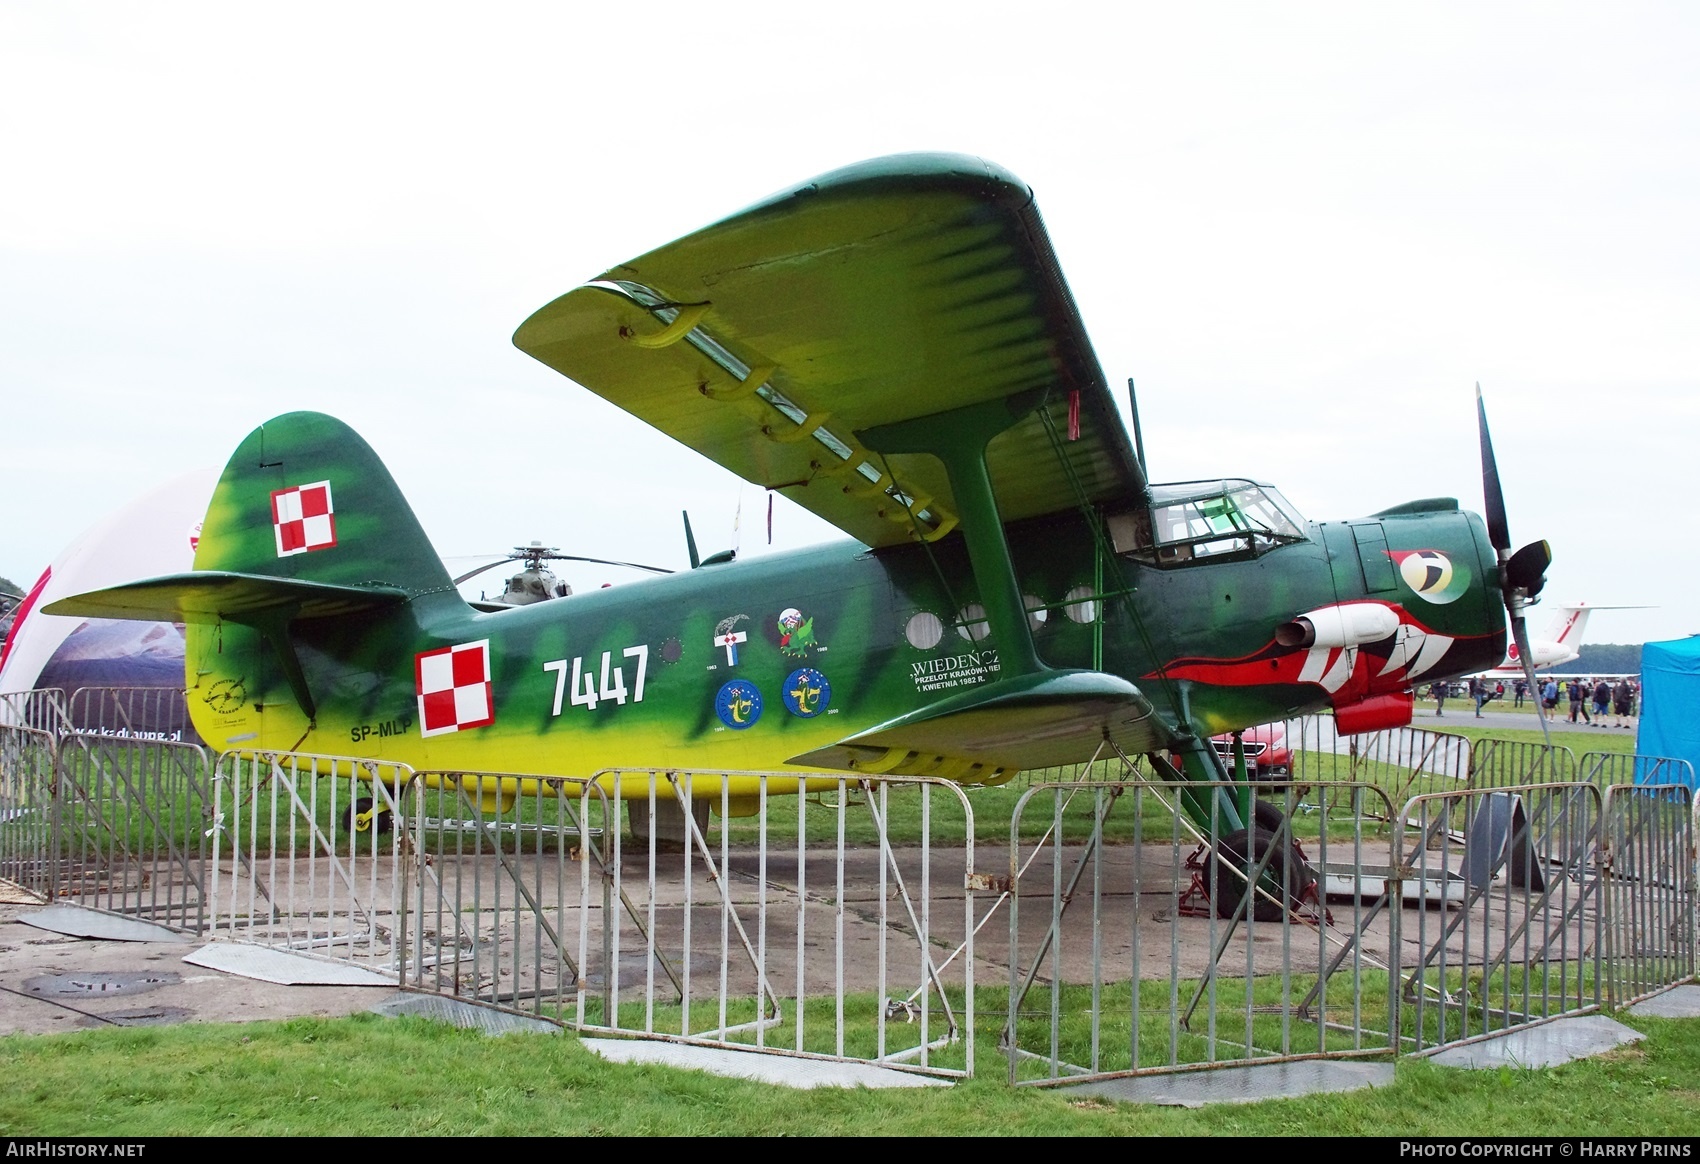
[0, 900, 395, 1034]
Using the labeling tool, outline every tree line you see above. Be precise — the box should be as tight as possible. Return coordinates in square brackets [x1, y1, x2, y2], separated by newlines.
[1549, 643, 1642, 675]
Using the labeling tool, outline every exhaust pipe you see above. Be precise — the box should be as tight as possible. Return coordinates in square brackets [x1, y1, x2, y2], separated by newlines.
[1275, 602, 1400, 650]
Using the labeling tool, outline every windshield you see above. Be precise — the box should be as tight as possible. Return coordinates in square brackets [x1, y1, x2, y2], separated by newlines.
[1145, 480, 1308, 561]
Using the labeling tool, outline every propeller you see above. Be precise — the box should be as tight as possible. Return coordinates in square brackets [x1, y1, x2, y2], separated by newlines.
[451, 542, 673, 586]
[1476, 384, 1554, 744]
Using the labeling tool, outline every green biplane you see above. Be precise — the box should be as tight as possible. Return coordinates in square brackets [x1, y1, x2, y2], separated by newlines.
[45, 153, 1550, 886]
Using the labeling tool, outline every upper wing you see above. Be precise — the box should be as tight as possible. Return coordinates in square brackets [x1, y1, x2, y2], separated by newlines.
[514, 153, 1144, 550]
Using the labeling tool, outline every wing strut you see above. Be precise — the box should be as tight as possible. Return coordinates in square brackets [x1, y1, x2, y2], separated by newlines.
[859, 387, 1050, 677]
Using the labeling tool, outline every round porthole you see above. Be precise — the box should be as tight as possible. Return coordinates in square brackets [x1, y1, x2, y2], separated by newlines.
[1063, 585, 1099, 624]
[904, 611, 944, 650]
[956, 603, 990, 642]
[1024, 594, 1049, 634]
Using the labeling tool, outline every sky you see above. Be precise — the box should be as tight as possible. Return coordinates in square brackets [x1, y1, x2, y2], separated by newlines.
[2, 2, 1695, 644]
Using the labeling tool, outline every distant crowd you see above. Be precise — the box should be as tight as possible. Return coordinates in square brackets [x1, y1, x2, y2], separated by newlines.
[1426, 676, 1638, 727]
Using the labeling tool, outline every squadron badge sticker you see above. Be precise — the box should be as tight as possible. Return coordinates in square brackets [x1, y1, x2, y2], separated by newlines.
[781, 668, 831, 718]
[714, 679, 763, 730]
[711, 614, 749, 668]
[776, 608, 821, 658]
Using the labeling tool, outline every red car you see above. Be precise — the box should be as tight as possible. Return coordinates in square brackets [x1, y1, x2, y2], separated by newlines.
[1209, 724, 1292, 781]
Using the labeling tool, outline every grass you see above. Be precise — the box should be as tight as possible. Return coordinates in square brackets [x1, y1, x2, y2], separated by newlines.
[578, 961, 1610, 1084]
[1, 1002, 1698, 1137]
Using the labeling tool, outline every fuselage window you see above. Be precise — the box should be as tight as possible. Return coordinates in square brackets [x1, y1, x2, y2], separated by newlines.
[905, 611, 945, 650]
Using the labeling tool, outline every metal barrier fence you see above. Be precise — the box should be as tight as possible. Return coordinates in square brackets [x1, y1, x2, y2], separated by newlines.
[1600, 780, 1695, 1009]
[1004, 779, 1402, 1086]
[557, 768, 979, 1080]
[0, 726, 56, 900]
[402, 770, 615, 1023]
[53, 731, 214, 931]
[1288, 720, 1473, 819]
[208, 751, 417, 976]
[1468, 737, 1578, 789]
[1029, 720, 1473, 818]
[0, 689, 69, 735]
[5, 677, 1699, 1083]
[1581, 752, 1697, 792]
[65, 686, 197, 744]
[1397, 781, 1604, 1055]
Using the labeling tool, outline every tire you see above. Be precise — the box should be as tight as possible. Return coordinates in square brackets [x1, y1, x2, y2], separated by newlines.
[1252, 798, 1288, 836]
[1207, 825, 1317, 922]
[345, 797, 394, 837]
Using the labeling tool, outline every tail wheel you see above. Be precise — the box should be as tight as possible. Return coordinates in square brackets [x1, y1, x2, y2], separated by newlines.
[345, 797, 394, 837]
[1207, 825, 1316, 922]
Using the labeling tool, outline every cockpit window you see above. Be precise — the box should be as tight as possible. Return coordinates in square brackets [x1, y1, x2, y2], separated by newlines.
[1139, 480, 1308, 563]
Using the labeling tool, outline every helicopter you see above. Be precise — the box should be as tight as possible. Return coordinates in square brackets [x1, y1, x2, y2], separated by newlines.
[452, 541, 672, 610]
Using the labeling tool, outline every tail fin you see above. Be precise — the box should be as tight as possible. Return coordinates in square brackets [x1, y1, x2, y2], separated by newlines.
[195, 412, 452, 596]
[1543, 604, 1590, 649]
[43, 413, 451, 727]
[45, 412, 450, 616]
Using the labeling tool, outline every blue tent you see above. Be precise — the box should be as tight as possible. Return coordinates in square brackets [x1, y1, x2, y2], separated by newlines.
[1636, 636, 1700, 787]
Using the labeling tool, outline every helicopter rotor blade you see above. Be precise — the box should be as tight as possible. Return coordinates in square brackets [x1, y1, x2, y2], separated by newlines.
[452, 554, 674, 585]
[451, 558, 515, 586]
[546, 555, 674, 575]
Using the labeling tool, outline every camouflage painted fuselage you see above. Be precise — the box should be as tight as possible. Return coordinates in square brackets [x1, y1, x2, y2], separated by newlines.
[182, 415, 1504, 793]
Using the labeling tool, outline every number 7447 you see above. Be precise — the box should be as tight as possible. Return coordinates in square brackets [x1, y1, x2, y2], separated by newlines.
[543, 645, 648, 714]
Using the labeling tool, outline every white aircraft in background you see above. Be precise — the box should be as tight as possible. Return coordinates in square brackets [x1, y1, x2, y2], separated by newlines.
[1481, 602, 1648, 676]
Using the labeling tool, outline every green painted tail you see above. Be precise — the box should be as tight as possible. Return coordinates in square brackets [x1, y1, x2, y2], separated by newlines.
[44, 413, 453, 733]
[194, 412, 452, 597]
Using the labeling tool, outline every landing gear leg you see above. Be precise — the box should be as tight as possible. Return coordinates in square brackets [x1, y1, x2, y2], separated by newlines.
[1149, 733, 1316, 921]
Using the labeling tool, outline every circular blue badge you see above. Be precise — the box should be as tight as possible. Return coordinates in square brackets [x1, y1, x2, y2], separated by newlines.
[781, 668, 831, 718]
[714, 679, 763, 730]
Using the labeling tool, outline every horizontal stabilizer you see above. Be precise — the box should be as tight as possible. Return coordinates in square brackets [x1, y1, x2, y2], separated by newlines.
[42, 571, 409, 625]
[789, 669, 1164, 780]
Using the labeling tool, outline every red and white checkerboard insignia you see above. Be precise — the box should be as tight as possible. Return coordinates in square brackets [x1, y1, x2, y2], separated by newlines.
[416, 640, 495, 738]
[271, 481, 338, 557]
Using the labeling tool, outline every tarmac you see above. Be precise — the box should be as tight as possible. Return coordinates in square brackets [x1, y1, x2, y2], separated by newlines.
[1416, 703, 1641, 736]
[0, 887, 397, 1036]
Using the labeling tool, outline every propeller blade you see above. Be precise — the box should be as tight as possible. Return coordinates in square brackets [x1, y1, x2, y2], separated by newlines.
[1510, 613, 1553, 746]
[1476, 384, 1511, 553]
[1506, 540, 1552, 598]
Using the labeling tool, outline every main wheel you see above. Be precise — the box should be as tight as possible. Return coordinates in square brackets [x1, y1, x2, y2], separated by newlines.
[1207, 825, 1317, 922]
[1252, 798, 1288, 836]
